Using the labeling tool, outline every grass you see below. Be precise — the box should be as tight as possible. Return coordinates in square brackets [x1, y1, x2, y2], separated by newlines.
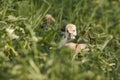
[0, 0, 120, 80]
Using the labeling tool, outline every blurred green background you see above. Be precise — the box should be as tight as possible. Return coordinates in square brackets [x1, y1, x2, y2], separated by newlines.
[0, 0, 120, 80]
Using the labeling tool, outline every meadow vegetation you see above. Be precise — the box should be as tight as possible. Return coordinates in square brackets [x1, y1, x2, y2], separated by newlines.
[0, 0, 120, 80]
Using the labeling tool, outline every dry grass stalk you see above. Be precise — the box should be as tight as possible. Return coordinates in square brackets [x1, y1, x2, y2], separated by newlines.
[45, 14, 55, 23]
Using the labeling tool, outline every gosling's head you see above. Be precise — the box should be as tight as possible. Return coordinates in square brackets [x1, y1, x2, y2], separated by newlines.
[65, 24, 77, 40]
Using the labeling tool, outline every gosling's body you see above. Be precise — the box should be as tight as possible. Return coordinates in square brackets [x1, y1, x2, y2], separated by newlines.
[59, 24, 88, 53]
[65, 42, 88, 53]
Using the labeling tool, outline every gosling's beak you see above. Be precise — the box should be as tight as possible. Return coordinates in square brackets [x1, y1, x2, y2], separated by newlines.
[68, 33, 76, 39]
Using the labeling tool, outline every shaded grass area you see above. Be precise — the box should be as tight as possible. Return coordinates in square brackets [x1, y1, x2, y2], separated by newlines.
[0, 0, 120, 80]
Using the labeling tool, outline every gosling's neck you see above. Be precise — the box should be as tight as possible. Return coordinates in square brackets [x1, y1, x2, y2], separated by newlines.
[58, 35, 73, 48]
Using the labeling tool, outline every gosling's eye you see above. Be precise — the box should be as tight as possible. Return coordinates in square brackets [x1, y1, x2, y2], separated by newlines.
[73, 30, 75, 32]
[67, 30, 69, 33]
